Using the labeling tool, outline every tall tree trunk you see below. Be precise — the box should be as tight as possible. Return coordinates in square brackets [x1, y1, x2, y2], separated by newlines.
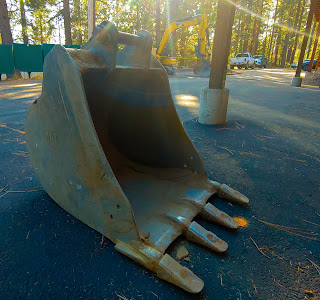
[242, 0, 253, 52]
[295, 0, 315, 78]
[73, 0, 82, 44]
[250, 0, 264, 55]
[279, 15, 292, 67]
[280, 30, 290, 67]
[19, 0, 28, 43]
[40, 14, 44, 44]
[0, 0, 13, 44]
[234, 17, 242, 54]
[164, 0, 168, 28]
[179, 28, 186, 66]
[249, 18, 257, 53]
[238, 15, 244, 53]
[286, 0, 301, 63]
[254, 0, 263, 54]
[63, 0, 72, 44]
[267, 0, 279, 60]
[262, 17, 270, 55]
[274, 28, 282, 65]
[308, 22, 320, 72]
[290, 0, 305, 64]
[115, 0, 119, 27]
[306, 22, 315, 58]
[210, 0, 236, 89]
[155, 0, 160, 46]
[136, 5, 140, 33]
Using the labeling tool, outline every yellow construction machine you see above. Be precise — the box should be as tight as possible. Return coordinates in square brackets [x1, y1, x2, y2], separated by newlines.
[152, 13, 210, 75]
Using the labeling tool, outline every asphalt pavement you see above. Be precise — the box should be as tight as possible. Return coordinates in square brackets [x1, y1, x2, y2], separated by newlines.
[0, 69, 319, 299]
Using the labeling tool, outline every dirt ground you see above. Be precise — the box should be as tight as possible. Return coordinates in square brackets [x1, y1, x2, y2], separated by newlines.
[0, 69, 319, 299]
[303, 69, 320, 87]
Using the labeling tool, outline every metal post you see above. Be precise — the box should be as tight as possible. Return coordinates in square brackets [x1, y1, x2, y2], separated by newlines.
[209, 0, 236, 89]
[88, 0, 95, 40]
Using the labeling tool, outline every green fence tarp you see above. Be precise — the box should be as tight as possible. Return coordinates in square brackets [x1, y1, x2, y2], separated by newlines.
[13, 43, 43, 72]
[0, 45, 14, 74]
[1, 44, 82, 74]
[42, 44, 56, 59]
[64, 45, 81, 49]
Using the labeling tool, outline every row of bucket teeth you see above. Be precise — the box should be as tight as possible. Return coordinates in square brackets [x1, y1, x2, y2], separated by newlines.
[115, 181, 249, 293]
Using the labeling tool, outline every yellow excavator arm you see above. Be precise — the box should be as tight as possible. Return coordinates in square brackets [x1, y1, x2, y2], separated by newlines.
[154, 13, 209, 64]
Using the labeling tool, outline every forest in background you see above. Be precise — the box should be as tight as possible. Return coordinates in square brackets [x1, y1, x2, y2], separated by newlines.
[0, 0, 317, 67]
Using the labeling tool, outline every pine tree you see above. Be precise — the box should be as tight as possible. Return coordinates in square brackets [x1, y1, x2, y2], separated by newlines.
[0, 0, 13, 44]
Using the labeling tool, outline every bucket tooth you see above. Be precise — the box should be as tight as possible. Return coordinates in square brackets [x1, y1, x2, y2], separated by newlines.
[210, 181, 249, 205]
[185, 221, 228, 253]
[201, 203, 238, 229]
[115, 241, 203, 293]
[157, 254, 204, 294]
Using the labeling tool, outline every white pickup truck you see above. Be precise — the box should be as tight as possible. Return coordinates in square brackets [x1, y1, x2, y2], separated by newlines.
[230, 53, 255, 69]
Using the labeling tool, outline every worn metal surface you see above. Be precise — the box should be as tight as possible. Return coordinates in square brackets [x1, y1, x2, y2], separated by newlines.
[25, 22, 249, 293]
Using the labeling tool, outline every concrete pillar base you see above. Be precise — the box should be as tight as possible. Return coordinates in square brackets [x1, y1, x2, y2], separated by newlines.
[291, 77, 302, 87]
[198, 87, 229, 125]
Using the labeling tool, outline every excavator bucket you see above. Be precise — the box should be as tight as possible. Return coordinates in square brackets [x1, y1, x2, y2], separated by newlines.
[25, 22, 249, 293]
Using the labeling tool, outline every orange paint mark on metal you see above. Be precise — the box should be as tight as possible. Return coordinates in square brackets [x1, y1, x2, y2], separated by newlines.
[234, 217, 248, 227]
[0, 124, 25, 134]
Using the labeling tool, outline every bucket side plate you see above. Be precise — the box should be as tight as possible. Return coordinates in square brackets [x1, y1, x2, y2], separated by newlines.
[25, 45, 140, 244]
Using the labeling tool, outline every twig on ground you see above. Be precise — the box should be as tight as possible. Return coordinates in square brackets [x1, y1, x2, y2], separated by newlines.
[273, 278, 284, 288]
[218, 273, 224, 286]
[298, 217, 320, 227]
[235, 122, 245, 129]
[261, 147, 283, 155]
[308, 259, 320, 276]
[240, 152, 261, 157]
[11, 151, 28, 157]
[218, 146, 235, 155]
[216, 127, 231, 131]
[249, 237, 270, 259]
[282, 156, 306, 163]
[0, 191, 9, 198]
[100, 235, 106, 247]
[251, 280, 258, 297]
[115, 292, 129, 300]
[237, 288, 243, 300]
[255, 134, 274, 139]
[261, 147, 306, 164]
[253, 217, 318, 241]
[3, 138, 22, 143]
[150, 291, 159, 298]
[301, 152, 320, 163]
[0, 123, 25, 134]
[0, 187, 43, 198]
[247, 289, 252, 298]
[91, 235, 108, 257]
